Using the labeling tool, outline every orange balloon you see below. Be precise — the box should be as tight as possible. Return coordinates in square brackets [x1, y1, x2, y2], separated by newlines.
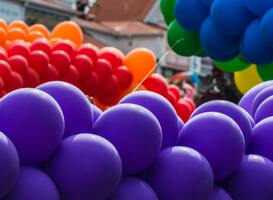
[0, 28, 7, 47]
[137, 84, 147, 91]
[28, 31, 45, 42]
[7, 28, 28, 41]
[124, 48, 156, 85]
[0, 19, 7, 31]
[9, 20, 29, 34]
[29, 24, 50, 38]
[50, 21, 83, 47]
[50, 37, 63, 46]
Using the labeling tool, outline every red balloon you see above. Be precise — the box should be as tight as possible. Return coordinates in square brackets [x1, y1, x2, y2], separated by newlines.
[98, 49, 123, 69]
[164, 90, 177, 106]
[175, 99, 192, 122]
[183, 98, 196, 111]
[8, 55, 29, 79]
[31, 38, 52, 58]
[95, 58, 113, 81]
[98, 75, 119, 105]
[169, 85, 181, 100]
[115, 66, 133, 89]
[0, 60, 12, 84]
[0, 47, 7, 61]
[5, 71, 24, 92]
[41, 64, 60, 83]
[76, 43, 98, 62]
[7, 40, 30, 60]
[143, 73, 168, 96]
[72, 54, 94, 81]
[51, 50, 71, 76]
[53, 40, 76, 59]
[0, 77, 5, 97]
[80, 71, 99, 97]
[61, 65, 80, 86]
[29, 50, 49, 76]
[24, 68, 40, 87]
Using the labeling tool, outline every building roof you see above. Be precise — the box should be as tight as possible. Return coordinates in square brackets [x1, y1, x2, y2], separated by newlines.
[91, 0, 155, 21]
[84, 34, 106, 48]
[77, 18, 165, 37]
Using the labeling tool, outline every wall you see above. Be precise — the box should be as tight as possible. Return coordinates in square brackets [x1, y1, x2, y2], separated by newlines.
[0, 0, 25, 22]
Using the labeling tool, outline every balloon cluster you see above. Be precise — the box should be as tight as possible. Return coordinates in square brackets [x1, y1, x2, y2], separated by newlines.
[0, 19, 157, 107]
[162, 0, 273, 76]
[2, 81, 273, 200]
[142, 73, 196, 122]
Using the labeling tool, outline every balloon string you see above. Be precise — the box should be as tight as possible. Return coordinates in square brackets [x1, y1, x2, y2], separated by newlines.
[132, 38, 186, 92]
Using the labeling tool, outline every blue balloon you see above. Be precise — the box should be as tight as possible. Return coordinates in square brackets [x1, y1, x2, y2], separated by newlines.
[244, 0, 273, 16]
[90, 104, 102, 124]
[261, 8, 273, 47]
[200, 17, 240, 61]
[241, 20, 273, 65]
[200, 0, 215, 8]
[175, 0, 209, 32]
[211, 0, 256, 36]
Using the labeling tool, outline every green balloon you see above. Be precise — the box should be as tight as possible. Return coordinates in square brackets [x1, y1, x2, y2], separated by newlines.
[195, 48, 207, 57]
[257, 63, 273, 81]
[160, 0, 176, 25]
[214, 56, 251, 72]
[167, 20, 202, 57]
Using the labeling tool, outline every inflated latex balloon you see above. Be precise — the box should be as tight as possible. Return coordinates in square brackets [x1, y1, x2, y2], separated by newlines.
[120, 91, 178, 148]
[200, 17, 239, 57]
[115, 66, 133, 89]
[24, 68, 40, 87]
[0, 132, 19, 198]
[145, 146, 213, 200]
[254, 96, 273, 123]
[97, 75, 119, 105]
[251, 117, 273, 162]
[95, 58, 113, 81]
[209, 186, 232, 200]
[0, 47, 8, 60]
[0, 19, 7, 31]
[0, 88, 64, 165]
[191, 100, 252, 151]
[251, 86, 273, 116]
[53, 40, 76, 58]
[27, 31, 44, 42]
[0, 60, 12, 83]
[175, 0, 209, 32]
[241, 20, 273, 65]
[239, 81, 273, 114]
[51, 50, 71, 76]
[7, 28, 27, 41]
[203, 45, 239, 61]
[109, 177, 158, 200]
[245, 0, 273, 16]
[168, 20, 202, 56]
[211, 0, 255, 36]
[5, 71, 24, 92]
[160, 0, 176, 25]
[72, 54, 94, 81]
[31, 38, 52, 57]
[41, 64, 60, 83]
[257, 63, 273, 81]
[177, 112, 245, 181]
[98, 48, 123, 69]
[61, 65, 80, 86]
[76, 43, 98, 62]
[9, 20, 29, 34]
[175, 98, 193, 122]
[29, 50, 49, 76]
[80, 71, 99, 96]
[29, 24, 50, 38]
[90, 104, 102, 123]
[7, 40, 30, 60]
[38, 81, 93, 137]
[0, 28, 7, 47]
[200, 0, 215, 7]
[143, 74, 168, 96]
[214, 56, 251, 72]
[168, 85, 181, 100]
[50, 21, 83, 47]
[3, 167, 60, 200]
[8, 55, 29, 79]
[93, 104, 162, 175]
[234, 65, 263, 95]
[261, 8, 273, 48]
[47, 134, 122, 200]
[225, 155, 273, 200]
[177, 118, 184, 133]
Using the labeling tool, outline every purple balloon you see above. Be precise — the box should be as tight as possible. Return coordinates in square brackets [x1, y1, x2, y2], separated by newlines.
[90, 104, 102, 124]
[239, 81, 273, 115]
[252, 86, 273, 117]
[3, 166, 60, 200]
[145, 146, 214, 200]
[177, 118, 184, 133]
[47, 134, 122, 200]
[254, 96, 273, 123]
[209, 186, 232, 200]
[250, 117, 273, 162]
[224, 155, 273, 200]
[0, 132, 19, 198]
[240, 107, 255, 127]
[177, 112, 245, 181]
[120, 91, 178, 148]
[0, 88, 64, 165]
[109, 177, 158, 200]
[37, 81, 93, 138]
[93, 103, 162, 175]
[191, 100, 252, 151]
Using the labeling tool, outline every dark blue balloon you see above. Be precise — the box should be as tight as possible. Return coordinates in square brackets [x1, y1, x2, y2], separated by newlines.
[241, 20, 273, 65]
[261, 8, 273, 47]
[200, 17, 240, 61]
[244, 0, 273, 16]
[200, 0, 215, 8]
[90, 104, 102, 124]
[211, 0, 256, 36]
[175, 0, 209, 32]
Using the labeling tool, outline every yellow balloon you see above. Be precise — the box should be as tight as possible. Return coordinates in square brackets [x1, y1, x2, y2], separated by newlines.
[234, 65, 263, 94]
